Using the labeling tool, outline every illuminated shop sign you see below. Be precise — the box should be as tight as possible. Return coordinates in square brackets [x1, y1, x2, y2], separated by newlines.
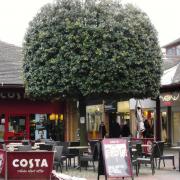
[0, 92, 24, 99]
[160, 93, 179, 106]
[12, 158, 48, 168]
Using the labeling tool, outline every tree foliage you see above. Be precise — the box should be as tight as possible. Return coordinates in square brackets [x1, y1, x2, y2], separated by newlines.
[23, 0, 162, 100]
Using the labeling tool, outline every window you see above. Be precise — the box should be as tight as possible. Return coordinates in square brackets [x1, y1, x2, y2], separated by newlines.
[86, 105, 103, 132]
[166, 47, 176, 56]
[176, 45, 180, 56]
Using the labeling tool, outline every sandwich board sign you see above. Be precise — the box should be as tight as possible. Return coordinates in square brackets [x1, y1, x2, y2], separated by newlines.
[102, 138, 133, 179]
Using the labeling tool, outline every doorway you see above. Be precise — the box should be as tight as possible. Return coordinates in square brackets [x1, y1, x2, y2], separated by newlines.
[6, 114, 29, 140]
[109, 112, 117, 138]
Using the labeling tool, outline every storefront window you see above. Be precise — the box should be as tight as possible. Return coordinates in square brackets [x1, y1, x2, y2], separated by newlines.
[161, 112, 168, 143]
[0, 114, 5, 140]
[30, 113, 65, 141]
[173, 112, 180, 144]
[86, 105, 103, 138]
[8, 115, 26, 140]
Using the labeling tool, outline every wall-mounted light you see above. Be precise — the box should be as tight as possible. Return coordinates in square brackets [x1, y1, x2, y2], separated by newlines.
[49, 113, 56, 120]
[50, 113, 59, 121]
[60, 114, 63, 121]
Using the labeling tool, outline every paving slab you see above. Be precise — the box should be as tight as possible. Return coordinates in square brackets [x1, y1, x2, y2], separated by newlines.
[59, 149, 180, 180]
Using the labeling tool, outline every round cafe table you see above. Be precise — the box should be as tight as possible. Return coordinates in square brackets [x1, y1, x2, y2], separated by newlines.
[67, 146, 89, 169]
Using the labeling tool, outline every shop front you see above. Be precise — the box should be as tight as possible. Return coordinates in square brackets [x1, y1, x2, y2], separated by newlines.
[85, 99, 156, 140]
[86, 104, 104, 139]
[0, 89, 64, 141]
[160, 91, 180, 146]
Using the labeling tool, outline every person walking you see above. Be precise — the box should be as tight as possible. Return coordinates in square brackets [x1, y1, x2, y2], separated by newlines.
[111, 120, 121, 138]
[122, 121, 131, 137]
[99, 121, 106, 139]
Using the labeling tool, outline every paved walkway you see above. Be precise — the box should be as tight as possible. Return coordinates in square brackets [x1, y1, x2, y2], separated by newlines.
[58, 149, 180, 180]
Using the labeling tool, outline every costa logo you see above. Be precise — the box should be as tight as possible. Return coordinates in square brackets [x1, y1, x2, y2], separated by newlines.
[12, 159, 48, 168]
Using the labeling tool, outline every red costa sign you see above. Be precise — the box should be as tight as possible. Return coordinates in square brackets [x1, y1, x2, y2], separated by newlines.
[0, 150, 5, 178]
[7, 151, 54, 179]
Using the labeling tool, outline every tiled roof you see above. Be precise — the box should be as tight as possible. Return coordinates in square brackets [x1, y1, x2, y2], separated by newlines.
[162, 57, 180, 70]
[162, 37, 180, 48]
[0, 40, 23, 85]
[161, 57, 180, 85]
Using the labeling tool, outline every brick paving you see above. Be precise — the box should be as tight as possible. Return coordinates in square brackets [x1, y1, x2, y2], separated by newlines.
[58, 149, 180, 180]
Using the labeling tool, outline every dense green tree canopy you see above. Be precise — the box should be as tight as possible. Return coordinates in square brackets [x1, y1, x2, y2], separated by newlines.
[23, 0, 162, 100]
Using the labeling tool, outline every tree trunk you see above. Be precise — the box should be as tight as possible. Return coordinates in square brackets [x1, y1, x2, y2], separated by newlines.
[156, 97, 161, 141]
[79, 97, 88, 146]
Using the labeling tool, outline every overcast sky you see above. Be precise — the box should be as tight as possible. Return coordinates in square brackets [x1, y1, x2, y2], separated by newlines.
[0, 0, 179, 47]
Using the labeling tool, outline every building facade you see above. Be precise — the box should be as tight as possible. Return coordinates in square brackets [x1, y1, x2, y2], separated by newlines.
[0, 41, 65, 141]
[160, 38, 180, 145]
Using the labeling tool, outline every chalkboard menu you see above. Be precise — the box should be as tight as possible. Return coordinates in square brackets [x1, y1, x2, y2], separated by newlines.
[102, 138, 133, 179]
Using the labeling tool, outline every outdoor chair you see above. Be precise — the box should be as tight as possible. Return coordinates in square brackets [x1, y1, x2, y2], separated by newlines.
[39, 144, 53, 151]
[67, 141, 80, 167]
[136, 143, 156, 175]
[58, 142, 69, 170]
[79, 141, 97, 171]
[22, 140, 30, 145]
[156, 141, 176, 169]
[53, 145, 68, 172]
[45, 139, 56, 146]
[129, 146, 139, 176]
[18, 145, 32, 151]
[53, 146, 63, 172]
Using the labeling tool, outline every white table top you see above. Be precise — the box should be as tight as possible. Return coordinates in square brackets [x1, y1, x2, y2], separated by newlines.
[171, 146, 180, 150]
[68, 146, 89, 149]
[34, 142, 46, 145]
[6, 144, 23, 148]
[141, 144, 152, 147]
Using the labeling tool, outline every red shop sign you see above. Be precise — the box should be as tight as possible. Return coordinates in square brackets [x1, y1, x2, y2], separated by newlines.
[0, 149, 6, 178]
[7, 151, 54, 179]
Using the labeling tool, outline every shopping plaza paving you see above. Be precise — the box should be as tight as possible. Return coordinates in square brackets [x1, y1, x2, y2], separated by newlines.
[58, 149, 180, 180]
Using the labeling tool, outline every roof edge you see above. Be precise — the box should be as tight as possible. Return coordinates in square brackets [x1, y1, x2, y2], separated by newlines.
[0, 84, 24, 89]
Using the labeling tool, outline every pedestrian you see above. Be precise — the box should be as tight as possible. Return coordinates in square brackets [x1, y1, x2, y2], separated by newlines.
[143, 119, 151, 138]
[99, 121, 106, 139]
[111, 119, 121, 138]
[122, 121, 131, 137]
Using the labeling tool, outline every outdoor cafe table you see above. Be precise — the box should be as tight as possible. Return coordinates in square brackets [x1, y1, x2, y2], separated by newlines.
[171, 146, 180, 171]
[67, 146, 89, 168]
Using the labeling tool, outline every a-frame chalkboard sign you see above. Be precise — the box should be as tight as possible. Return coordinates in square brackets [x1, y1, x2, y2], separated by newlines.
[100, 138, 133, 180]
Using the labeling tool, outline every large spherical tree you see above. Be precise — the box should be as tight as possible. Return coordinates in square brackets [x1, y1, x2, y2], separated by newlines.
[23, 0, 162, 144]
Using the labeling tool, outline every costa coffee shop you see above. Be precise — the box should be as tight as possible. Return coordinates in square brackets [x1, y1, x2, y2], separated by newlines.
[0, 41, 64, 141]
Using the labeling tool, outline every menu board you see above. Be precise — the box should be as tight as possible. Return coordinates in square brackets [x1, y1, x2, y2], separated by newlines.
[102, 138, 132, 178]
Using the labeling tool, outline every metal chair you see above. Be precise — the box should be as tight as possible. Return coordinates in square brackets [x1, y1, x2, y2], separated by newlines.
[18, 145, 32, 151]
[129, 146, 139, 176]
[156, 141, 176, 169]
[79, 142, 97, 171]
[137, 143, 156, 175]
[39, 144, 53, 151]
[53, 146, 63, 172]
[67, 141, 80, 167]
[58, 142, 69, 169]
